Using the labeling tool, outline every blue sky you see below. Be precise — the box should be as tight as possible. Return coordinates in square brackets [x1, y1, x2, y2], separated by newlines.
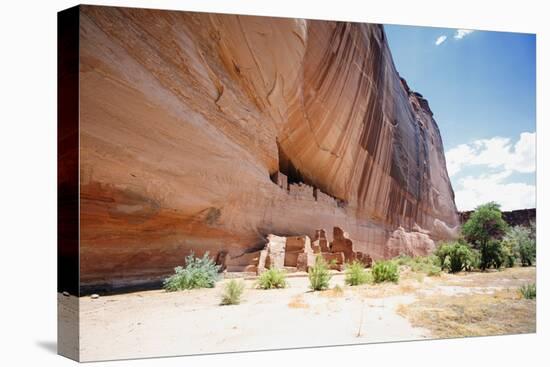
[384, 24, 536, 211]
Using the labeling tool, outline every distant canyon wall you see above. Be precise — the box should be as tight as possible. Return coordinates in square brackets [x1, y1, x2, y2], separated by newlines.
[460, 208, 536, 228]
[77, 5, 459, 290]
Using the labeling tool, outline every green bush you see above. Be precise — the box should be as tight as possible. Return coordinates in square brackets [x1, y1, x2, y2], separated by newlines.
[344, 261, 370, 286]
[372, 260, 399, 283]
[220, 280, 245, 305]
[519, 283, 536, 299]
[164, 252, 220, 291]
[257, 267, 287, 289]
[435, 242, 476, 273]
[308, 256, 332, 291]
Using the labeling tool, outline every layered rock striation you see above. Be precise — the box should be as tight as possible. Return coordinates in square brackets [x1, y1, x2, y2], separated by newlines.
[77, 5, 459, 291]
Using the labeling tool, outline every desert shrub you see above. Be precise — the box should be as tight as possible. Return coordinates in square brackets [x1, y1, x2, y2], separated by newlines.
[372, 260, 399, 283]
[344, 261, 369, 286]
[395, 254, 413, 266]
[435, 242, 476, 273]
[502, 247, 516, 268]
[518, 240, 536, 266]
[164, 252, 220, 291]
[483, 240, 506, 269]
[257, 267, 287, 289]
[525, 222, 536, 265]
[308, 256, 332, 291]
[504, 225, 536, 266]
[426, 266, 442, 277]
[500, 238, 517, 268]
[220, 280, 245, 305]
[434, 244, 450, 268]
[462, 202, 508, 270]
[395, 254, 441, 276]
[448, 244, 472, 273]
[519, 283, 536, 299]
[528, 220, 536, 240]
[465, 248, 481, 271]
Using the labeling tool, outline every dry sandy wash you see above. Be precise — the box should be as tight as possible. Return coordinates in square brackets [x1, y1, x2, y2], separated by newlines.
[59, 267, 535, 361]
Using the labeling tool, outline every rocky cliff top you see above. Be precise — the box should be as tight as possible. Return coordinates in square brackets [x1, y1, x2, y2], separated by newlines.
[460, 208, 535, 228]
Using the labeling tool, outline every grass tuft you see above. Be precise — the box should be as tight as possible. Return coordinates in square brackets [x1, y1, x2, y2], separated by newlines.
[344, 261, 370, 286]
[257, 267, 287, 289]
[308, 256, 332, 291]
[519, 283, 536, 299]
[220, 280, 245, 305]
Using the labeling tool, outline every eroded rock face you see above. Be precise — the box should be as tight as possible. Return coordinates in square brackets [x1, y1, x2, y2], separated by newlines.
[385, 227, 436, 258]
[78, 5, 459, 290]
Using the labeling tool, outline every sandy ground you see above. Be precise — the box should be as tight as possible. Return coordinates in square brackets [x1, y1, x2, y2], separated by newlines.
[61, 267, 536, 362]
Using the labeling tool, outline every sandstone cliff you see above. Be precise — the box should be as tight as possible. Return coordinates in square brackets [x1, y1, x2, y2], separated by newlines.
[77, 5, 459, 290]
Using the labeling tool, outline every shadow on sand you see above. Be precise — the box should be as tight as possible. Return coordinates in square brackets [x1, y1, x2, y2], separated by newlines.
[36, 340, 57, 354]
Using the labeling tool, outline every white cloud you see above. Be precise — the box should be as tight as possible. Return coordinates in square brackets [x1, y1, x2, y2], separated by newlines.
[445, 143, 475, 176]
[435, 35, 447, 46]
[454, 29, 475, 39]
[434, 30, 474, 48]
[445, 132, 536, 177]
[445, 132, 536, 211]
[454, 170, 535, 211]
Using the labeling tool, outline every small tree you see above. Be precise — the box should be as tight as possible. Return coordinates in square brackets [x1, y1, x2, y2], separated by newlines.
[462, 202, 508, 270]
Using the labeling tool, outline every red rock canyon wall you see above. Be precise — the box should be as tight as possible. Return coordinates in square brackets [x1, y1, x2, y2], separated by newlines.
[78, 6, 459, 290]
